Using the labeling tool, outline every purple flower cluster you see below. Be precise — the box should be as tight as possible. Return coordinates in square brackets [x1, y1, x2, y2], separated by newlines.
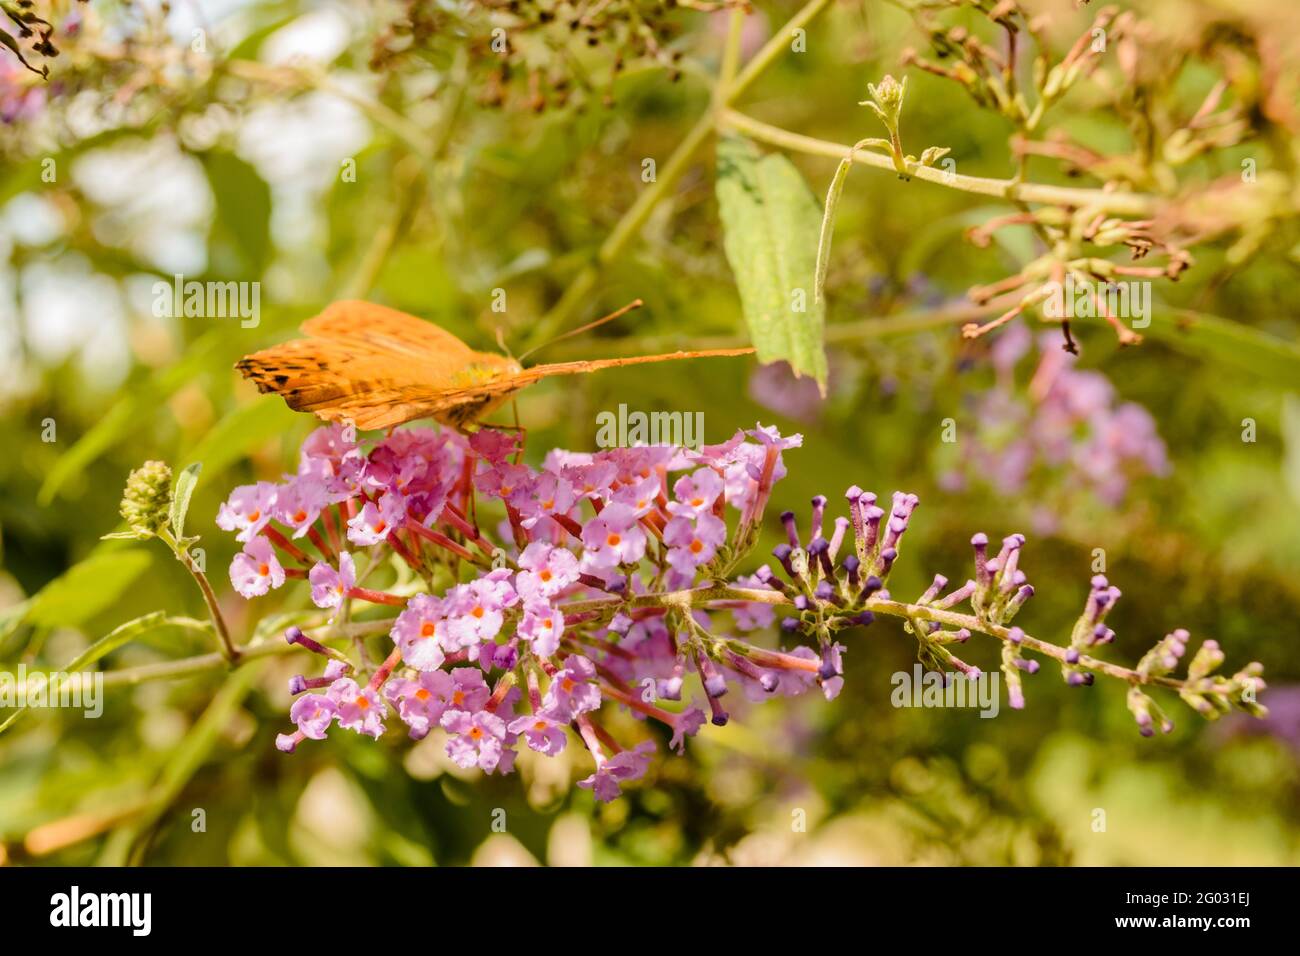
[942, 324, 1169, 512]
[221, 422, 833, 801]
[219, 415, 1267, 800]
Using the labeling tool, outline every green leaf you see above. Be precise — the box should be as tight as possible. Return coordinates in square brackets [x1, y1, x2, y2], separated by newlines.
[1149, 308, 1300, 390]
[815, 154, 853, 306]
[25, 550, 155, 631]
[169, 463, 202, 541]
[0, 612, 208, 736]
[98, 662, 268, 865]
[716, 135, 828, 392]
[202, 151, 272, 279]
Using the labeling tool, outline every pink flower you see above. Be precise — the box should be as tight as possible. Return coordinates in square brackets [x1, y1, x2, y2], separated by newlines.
[612, 473, 663, 517]
[468, 428, 521, 463]
[580, 503, 647, 570]
[516, 470, 577, 528]
[667, 468, 724, 519]
[347, 492, 406, 547]
[383, 670, 455, 739]
[507, 712, 569, 755]
[309, 552, 356, 609]
[216, 482, 278, 542]
[562, 460, 618, 501]
[515, 543, 580, 601]
[290, 693, 336, 740]
[440, 569, 517, 656]
[274, 476, 329, 538]
[669, 706, 707, 753]
[442, 667, 491, 712]
[748, 423, 804, 452]
[518, 602, 565, 657]
[578, 740, 655, 802]
[327, 678, 386, 738]
[543, 655, 602, 719]
[663, 513, 727, 576]
[473, 462, 534, 509]
[390, 593, 446, 671]
[299, 424, 363, 495]
[599, 446, 675, 486]
[229, 536, 285, 598]
[441, 708, 509, 771]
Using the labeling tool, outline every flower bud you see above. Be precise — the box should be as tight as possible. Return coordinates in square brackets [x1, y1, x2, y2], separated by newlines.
[120, 460, 173, 537]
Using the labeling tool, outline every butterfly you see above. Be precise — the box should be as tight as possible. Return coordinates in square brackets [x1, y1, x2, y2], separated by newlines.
[235, 299, 754, 432]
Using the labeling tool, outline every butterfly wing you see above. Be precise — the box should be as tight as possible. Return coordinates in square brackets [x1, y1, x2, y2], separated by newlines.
[236, 301, 521, 431]
[300, 300, 479, 360]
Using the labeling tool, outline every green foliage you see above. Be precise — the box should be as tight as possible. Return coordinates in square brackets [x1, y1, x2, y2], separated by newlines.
[1, 0, 1298, 867]
[716, 136, 829, 391]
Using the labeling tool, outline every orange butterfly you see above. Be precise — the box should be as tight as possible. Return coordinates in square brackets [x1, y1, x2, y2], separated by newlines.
[235, 299, 754, 432]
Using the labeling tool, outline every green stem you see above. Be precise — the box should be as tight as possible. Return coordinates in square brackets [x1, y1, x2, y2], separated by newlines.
[534, 0, 836, 342]
[719, 108, 1161, 216]
[88, 583, 1192, 697]
[159, 529, 239, 663]
[560, 584, 1186, 690]
[98, 620, 393, 690]
[545, 296, 1012, 357]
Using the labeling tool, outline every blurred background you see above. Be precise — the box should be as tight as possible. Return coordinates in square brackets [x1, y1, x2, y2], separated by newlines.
[1, 0, 1298, 865]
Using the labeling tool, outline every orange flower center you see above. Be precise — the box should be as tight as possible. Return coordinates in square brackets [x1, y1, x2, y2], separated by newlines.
[689, 539, 704, 554]
[372, 520, 387, 534]
[420, 621, 435, 638]
[355, 696, 369, 710]
[533, 720, 548, 731]
[561, 678, 575, 693]
[606, 533, 621, 547]
[541, 499, 554, 510]
[691, 497, 704, 507]
[539, 570, 552, 582]
[248, 510, 261, 522]
[415, 688, 431, 701]
[294, 510, 307, 523]
[472, 606, 485, 619]
[452, 690, 465, 705]
[258, 563, 270, 576]
[469, 726, 483, 740]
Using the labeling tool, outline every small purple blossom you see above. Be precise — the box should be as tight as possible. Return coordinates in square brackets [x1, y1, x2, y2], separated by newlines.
[391, 593, 447, 671]
[441, 708, 509, 771]
[309, 552, 356, 609]
[328, 678, 386, 739]
[508, 712, 569, 755]
[544, 655, 602, 719]
[229, 536, 285, 598]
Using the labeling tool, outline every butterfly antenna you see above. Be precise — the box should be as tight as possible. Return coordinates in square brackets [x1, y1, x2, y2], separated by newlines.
[495, 326, 517, 361]
[518, 299, 644, 362]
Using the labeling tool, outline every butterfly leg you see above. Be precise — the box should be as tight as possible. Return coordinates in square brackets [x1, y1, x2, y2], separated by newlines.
[510, 398, 527, 465]
[472, 401, 528, 465]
